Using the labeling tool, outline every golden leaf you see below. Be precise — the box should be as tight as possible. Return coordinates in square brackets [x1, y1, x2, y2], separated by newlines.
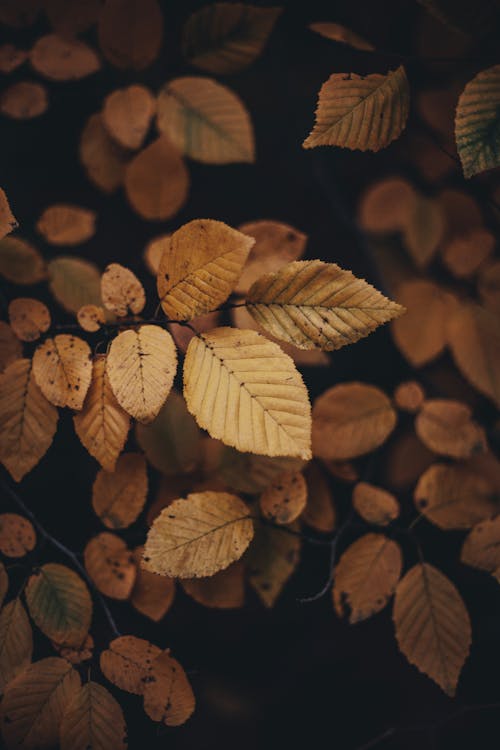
[92, 453, 147, 530]
[302, 462, 336, 532]
[107, 325, 177, 423]
[0, 599, 32, 693]
[393, 563, 471, 696]
[124, 136, 189, 220]
[415, 399, 487, 458]
[60, 681, 127, 750]
[333, 533, 402, 622]
[48, 256, 101, 314]
[0, 514, 36, 557]
[103, 84, 156, 150]
[303, 67, 409, 151]
[0, 237, 45, 285]
[393, 380, 425, 413]
[309, 22, 374, 50]
[142, 651, 195, 726]
[157, 219, 254, 320]
[0, 657, 80, 750]
[182, 3, 281, 74]
[442, 228, 494, 279]
[143, 491, 254, 578]
[0, 358, 58, 482]
[184, 327, 312, 459]
[181, 561, 245, 609]
[30, 34, 100, 81]
[157, 76, 255, 164]
[33, 334, 92, 410]
[447, 302, 500, 407]
[101, 263, 145, 317]
[8, 298, 50, 342]
[217, 446, 305, 494]
[80, 113, 129, 194]
[1, 82, 48, 119]
[414, 463, 498, 529]
[100, 635, 161, 694]
[352, 483, 400, 526]
[312, 382, 397, 460]
[130, 546, 175, 621]
[73, 355, 130, 472]
[260, 471, 307, 524]
[77, 304, 105, 332]
[0, 189, 17, 241]
[84, 533, 136, 600]
[98, 0, 163, 70]
[136, 389, 201, 476]
[25, 563, 92, 648]
[246, 260, 404, 351]
[246, 520, 300, 607]
[461, 516, 500, 579]
[455, 65, 500, 178]
[36, 204, 96, 246]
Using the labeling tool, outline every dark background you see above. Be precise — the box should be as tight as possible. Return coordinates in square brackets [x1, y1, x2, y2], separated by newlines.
[1, 1, 500, 748]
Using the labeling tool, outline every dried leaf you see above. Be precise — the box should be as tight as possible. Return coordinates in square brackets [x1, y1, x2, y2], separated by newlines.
[92, 453, 147, 529]
[107, 325, 177, 423]
[393, 381, 425, 413]
[142, 651, 195, 726]
[358, 177, 417, 234]
[130, 547, 175, 621]
[0, 45, 28, 74]
[80, 113, 129, 194]
[0, 358, 58, 481]
[309, 22, 374, 50]
[0, 514, 36, 557]
[77, 304, 105, 332]
[312, 382, 397, 460]
[8, 298, 50, 342]
[103, 85, 156, 150]
[181, 561, 244, 609]
[414, 463, 498, 529]
[218, 446, 304, 494]
[455, 65, 500, 178]
[302, 462, 336, 532]
[53, 634, 93, 665]
[183, 327, 312, 459]
[246, 259, 404, 351]
[246, 520, 300, 607]
[157, 77, 255, 164]
[442, 228, 495, 279]
[182, 3, 281, 74]
[260, 471, 307, 524]
[33, 334, 92, 410]
[0, 657, 80, 750]
[352, 483, 400, 526]
[0, 323, 22, 373]
[98, 0, 163, 70]
[30, 34, 100, 80]
[415, 399, 487, 458]
[0, 237, 45, 285]
[48, 256, 101, 314]
[84, 533, 135, 600]
[0, 190, 17, 241]
[0, 599, 32, 693]
[461, 516, 500, 579]
[393, 563, 471, 696]
[303, 67, 409, 151]
[124, 136, 189, 220]
[36, 204, 96, 246]
[100, 635, 161, 694]
[1, 81, 48, 119]
[157, 219, 254, 320]
[101, 263, 145, 317]
[60, 681, 127, 750]
[25, 563, 92, 648]
[333, 533, 402, 622]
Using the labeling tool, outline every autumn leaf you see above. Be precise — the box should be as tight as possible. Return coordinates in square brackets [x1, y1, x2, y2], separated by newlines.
[393, 564, 471, 696]
[130, 547, 175, 621]
[48, 256, 102, 314]
[455, 65, 500, 178]
[80, 113, 129, 194]
[246, 520, 301, 607]
[0, 189, 17, 241]
[30, 34, 100, 81]
[101, 263, 145, 317]
[84, 533, 136, 600]
[60, 681, 127, 750]
[181, 562, 245, 609]
[98, 0, 163, 70]
[415, 399, 487, 458]
[77, 304, 105, 332]
[461, 516, 500, 580]
[36, 204, 96, 246]
[183, 327, 312, 459]
[25, 563, 92, 648]
[0, 237, 45, 285]
[157, 219, 254, 320]
[358, 177, 417, 234]
[309, 22, 374, 50]
[92, 453, 148, 529]
[8, 298, 50, 342]
[1, 81, 48, 119]
[352, 483, 400, 526]
[107, 325, 177, 423]
[182, 3, 281, 74]
[217, 446, 305, 494]
[102, 84, 155, 150]
[142, 651, 195, 726]
[302, 462, 336, 532]
[33, 334, 92, 410]
[0, 514, 36, 557]
[100, 635, 161, 694]
[0, 599, 33, 693]
[303, 67, 409, 151]
[157, 77, 256, 164]
[260, 471, 307, 524]
[393, 381, 425, 413]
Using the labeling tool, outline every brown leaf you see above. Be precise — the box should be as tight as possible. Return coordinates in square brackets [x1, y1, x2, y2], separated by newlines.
[77, 304, 105, 332]
[393, 380, 425, 413]
[181, 561, 245, 609]
[0, 599, 33, 693]
[442, 228, 494, 279]
[60, 681, 127, 750]
[84, 533, 136, 600]
[384, 430, 435, 490]
[142, 651, 195, 726]
[98, 0, 163, 70]
[36, 204, 96, 246]
[0, 236, 45, 285]
[33, 334, 92, 410]
[52, 634, 93, 665]
[1, 81, 48, 119]
[0, 189, 17, 241]
[0, 45, 28, 74]
[217, 446, 305, 495]
[246, 520, 301, 607]
[30, 34, 100, 80]
[260, 471, 307, 524]
[352, 483, 400, 526]
[309, 22, 374, 50]
[92, 453, 148, 529]
[8, 298, 50, 342]
[415, 399, 487, 458]
[80, 113, 129, 194]
[103, 84, 155, 150]
[461, 516, 500, 580]
[130, 546, 175, 621]
[302, 462, 336, 532]
[101, 263, 145, 317]
[0, 514, 35, 557]
[358, 177, 417, 234]
[100, 635, 161, 694]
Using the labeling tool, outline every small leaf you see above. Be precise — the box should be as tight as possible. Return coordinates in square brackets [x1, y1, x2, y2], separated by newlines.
[80, 113, 129, 194]
[98, 0, 163, 70]
[101, 263, 145, 317]
[25, 563, 92, 648]
[455, 65, 500, 178]
[77, 304, 105, 332]
[84, 533, 136, 600]
[415, 399, 487, 458]
[309, 22, 374, 51]
[0, 189, 17, 241]
[107, 325, 177, 423]
[0, 514, 36, 557]
[181, 561, 244, 609]
[393, 381, 425, 413]
[30, 34, 100, 81]
[143, 491, 254, 578]
[8, 298, 50, 342]
[259, 471, 307, 524]
[92, 453, 148, 529]
[461, 516, 500, 579]
[0, 237, 45, 285]
[60, 681, 127, 750]
[142, 651, 195, 726]
[100, 635, 161, 694]
[303, 66, 409, 151]
[0, 599, 32, 693]
[157, 76, 255, 164]
[36, 204, 96, 246]
[33, 334, 92, 410]
[393, 563, 471, 696]
[48, 256, 101, 314]
[53, 634, 93, 666]
[246, 520, 300, 607]
[130, 547, 175, 622]
[1, 81, 48, 119]
[352, 483, 400, 526]
[102, 84, 155, 150]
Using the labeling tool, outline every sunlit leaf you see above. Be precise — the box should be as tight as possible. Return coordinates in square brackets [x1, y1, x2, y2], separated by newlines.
[101, 263, 145, 317]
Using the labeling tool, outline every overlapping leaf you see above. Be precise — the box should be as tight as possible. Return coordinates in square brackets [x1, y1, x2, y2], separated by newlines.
[455, 65, 500, 178]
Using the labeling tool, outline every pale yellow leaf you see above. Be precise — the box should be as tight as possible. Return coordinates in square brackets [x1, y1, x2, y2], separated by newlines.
[101, 263, 145, 317]
[8, 298, 50, 342]
[60, 681, 127, 750]
[92, 453, 147, 529]
[0, 599, 32, 694]
[77, 304, 105, 332]
[33, 334, 92, 410]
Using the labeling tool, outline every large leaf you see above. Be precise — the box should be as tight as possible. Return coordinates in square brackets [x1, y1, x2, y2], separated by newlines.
[303, 66, 409, 151]
[246, 260, 403, 351]
[60, 681, 127, 750]
[393, 563, 471, 696]
[0, 599, 32, 693]
[33, 334, 92, 410]
[183, 327, 312, 459]
[455, 65, 500, 178]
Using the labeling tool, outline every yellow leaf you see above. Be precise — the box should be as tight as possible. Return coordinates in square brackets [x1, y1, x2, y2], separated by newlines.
[0, 599, 32, 693]
[1, 81, 48, 120]
[309, 22, 374, 50]
[0, 358, 58, 481]
[182, 3, 281, 74]
[333, 533, 402, 622]
[157, 76, 255, 164]
[0, 237, 45, 285]
[0, 188, 17, 241]
[130, 546, 175, 621]
[98, 0, 163, 70]
[415, 399, 487, 458]
[142, 651, 195, 726]
[48, 256, 101, 314]
[101, 263, 145, 317]
[312, 382, 397, 460]
[77, 304, 105, 332]
[79, 113, 129, 194]
[181, 561, 245, 609]
[352, 483, 400, 526]
[73, 355, 130, 471]
[303, 66, 409, 151]
[30, 34, 100, 81]
[461, 516, 500, 579]
[246, 520, 300, 607]
[84, 533, 136, 600]
[25, 563, 92, 648]
[0, 657, 80, 750]
[36, 204, 96, 246]
[107, 325, 177, 423]
[60, 681, 127, 750]
[455, 65, 500, 178]
[102, 84, 155, 150]
[143, 491, 254, 578]
[259, 471, 307, 524]
[246, 260, 404, 351]
[0, 514, 36, 557]
[183, 327, 312, 459]
[100, 635, 161, 694]
[157, 219, 254, 320]
[33, 334, 92, 410]
[92, 453, 148, 529]
[393, 563, 471, 696]
[8, 298, 50, 342]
